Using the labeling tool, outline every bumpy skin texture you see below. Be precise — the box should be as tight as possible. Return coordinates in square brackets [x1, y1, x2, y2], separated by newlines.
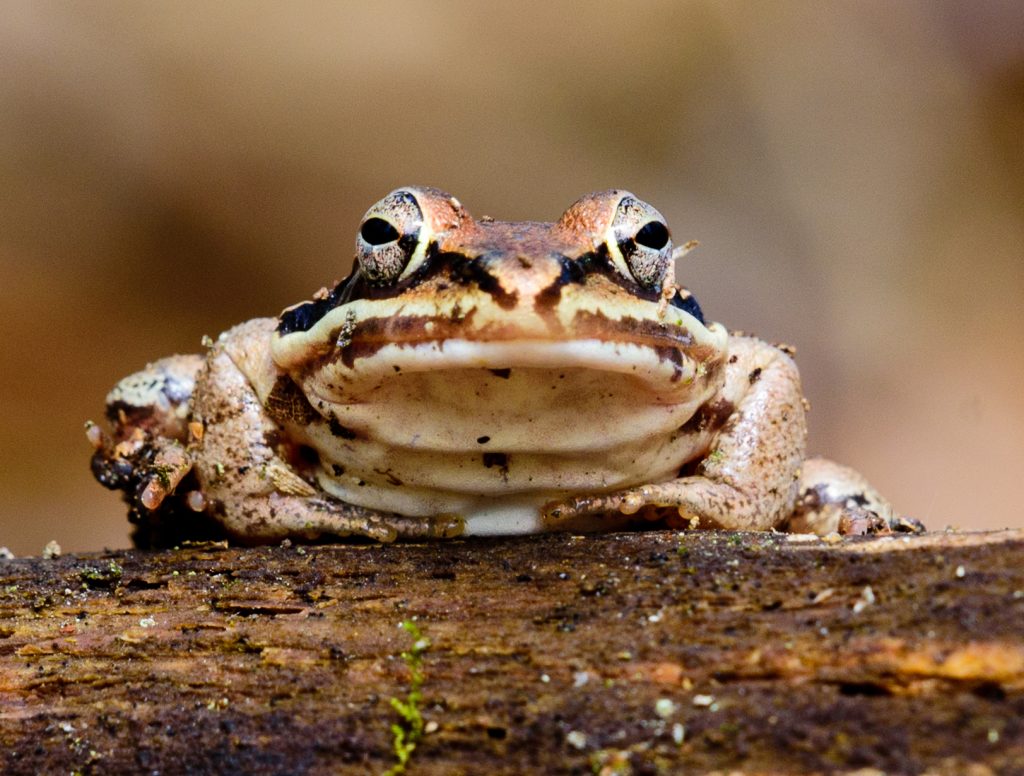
[88, 187, 917, 546]
[90, 323, 464, 546]
[545, 336, 806, 531]
[190, 319, 462, 543]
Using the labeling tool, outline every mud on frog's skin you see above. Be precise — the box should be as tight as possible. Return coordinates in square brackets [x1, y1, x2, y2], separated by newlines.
[88, 187, 921, 547]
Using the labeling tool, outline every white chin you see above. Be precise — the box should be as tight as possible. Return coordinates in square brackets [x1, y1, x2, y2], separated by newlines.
[458, 496, 634, 535]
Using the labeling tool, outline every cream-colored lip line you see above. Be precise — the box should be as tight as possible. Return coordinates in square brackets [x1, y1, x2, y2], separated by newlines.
[332, 338, 695, 377]
[341, 331, 696, 352]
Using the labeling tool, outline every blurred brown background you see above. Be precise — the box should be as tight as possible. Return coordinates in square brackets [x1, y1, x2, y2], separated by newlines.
[2, 1, 1022, 555]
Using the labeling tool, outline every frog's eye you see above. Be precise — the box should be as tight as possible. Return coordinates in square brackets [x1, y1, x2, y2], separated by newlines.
[356, 189, 429, 284]
[605, 196, 674, 290]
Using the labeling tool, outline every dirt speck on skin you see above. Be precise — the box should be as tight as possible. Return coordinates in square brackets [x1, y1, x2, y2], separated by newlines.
[0, 529, 1022, 775]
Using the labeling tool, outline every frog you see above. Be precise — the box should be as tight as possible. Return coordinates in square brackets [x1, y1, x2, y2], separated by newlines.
[87, 186, 917, 547]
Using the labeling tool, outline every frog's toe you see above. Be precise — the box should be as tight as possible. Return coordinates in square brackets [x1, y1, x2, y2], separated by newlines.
[342, 513, 463, 543]
[787, 457, 920, 535]
[89, 420, 196, 513]
[88, 423, 135, 490]
[543, 492, 639, 523]
[836, 506, 890, 536]
[370, 512, 466, 540]
[136, 440, 194, 510]
[337, 514, 399, 543]
[890, 515, 927, 534]
[543, 482, 748, 530]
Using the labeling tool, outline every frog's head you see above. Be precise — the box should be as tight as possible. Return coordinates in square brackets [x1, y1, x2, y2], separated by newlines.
[272, 187, 727, 401]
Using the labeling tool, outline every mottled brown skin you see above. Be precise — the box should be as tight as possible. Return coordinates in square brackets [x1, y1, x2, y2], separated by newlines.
[88, 187, 914, 546]
[544, 336, 807, 530]
[191, 319, 462, 543]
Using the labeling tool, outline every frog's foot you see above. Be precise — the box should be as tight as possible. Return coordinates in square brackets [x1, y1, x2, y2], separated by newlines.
[235, 499, 465, 544]
[544, 477, 772, 532]
[87, 418, 223, 546]
[87, 416, 196, 502]
[87, 352, 207, 513]
[370, 512, 465, 540]
[784, 457, 924, 536]
[548, 338, 815, 532]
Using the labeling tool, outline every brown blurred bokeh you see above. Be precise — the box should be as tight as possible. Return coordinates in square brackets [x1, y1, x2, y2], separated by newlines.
[2, 1, 1022, 555]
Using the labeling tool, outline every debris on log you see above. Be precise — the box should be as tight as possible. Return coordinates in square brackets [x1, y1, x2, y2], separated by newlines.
[0, 529, 1022, 775]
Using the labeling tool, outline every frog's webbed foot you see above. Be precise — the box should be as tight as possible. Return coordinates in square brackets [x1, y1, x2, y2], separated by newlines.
[87, 416, 222, 547]
[546, 458, 924, 537]
[784, 457, 924, 536]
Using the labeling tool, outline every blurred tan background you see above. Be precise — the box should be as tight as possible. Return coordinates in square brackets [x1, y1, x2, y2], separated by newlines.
[2, 1, 1022, 555]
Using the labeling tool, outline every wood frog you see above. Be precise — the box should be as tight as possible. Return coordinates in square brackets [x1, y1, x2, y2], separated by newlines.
[88, 187, 916, 545]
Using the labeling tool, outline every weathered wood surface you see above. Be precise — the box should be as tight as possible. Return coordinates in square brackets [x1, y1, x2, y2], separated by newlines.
[0, 529, 1022, 775]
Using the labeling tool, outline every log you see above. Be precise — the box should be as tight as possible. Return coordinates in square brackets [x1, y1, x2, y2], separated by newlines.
[0, 529, 1022, 775]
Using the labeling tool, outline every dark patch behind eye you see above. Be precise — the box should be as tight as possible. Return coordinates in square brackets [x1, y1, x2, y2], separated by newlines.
[276, 233, 423, 336]
[636, 221, 669, 250]
[277, 283, 345, 335]
[669, 289, 705, 323]
[360, 217, 400, 245]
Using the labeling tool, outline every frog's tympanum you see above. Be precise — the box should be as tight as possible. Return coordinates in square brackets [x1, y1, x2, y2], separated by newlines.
[89, 188, 916, 546]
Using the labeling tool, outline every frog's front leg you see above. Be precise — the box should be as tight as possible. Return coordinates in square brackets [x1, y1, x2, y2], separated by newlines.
[546, 337, 806, 531]
[189, 320, 462, 544]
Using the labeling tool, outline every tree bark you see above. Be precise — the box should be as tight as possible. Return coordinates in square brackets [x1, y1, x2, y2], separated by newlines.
[0, 529, 1022, 775]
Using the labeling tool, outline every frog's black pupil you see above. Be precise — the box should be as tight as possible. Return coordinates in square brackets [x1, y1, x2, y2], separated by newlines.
[361, 217, 400, 246]
[635, 221, 669, 250]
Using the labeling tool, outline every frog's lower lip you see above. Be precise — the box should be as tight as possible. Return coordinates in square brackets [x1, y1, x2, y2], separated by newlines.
[341, 330, 696, 364]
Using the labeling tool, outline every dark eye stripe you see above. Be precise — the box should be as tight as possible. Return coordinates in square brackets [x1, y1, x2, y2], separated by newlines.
[670, 289, 705, 323]
[277, 287, 344, 335]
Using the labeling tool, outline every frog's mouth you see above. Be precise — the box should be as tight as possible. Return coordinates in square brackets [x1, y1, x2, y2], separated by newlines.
[285, 306, 730, 485]
[274, 294, 728, 399]
[341, 312, 708, 370]
[316, 316, 729, 406]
